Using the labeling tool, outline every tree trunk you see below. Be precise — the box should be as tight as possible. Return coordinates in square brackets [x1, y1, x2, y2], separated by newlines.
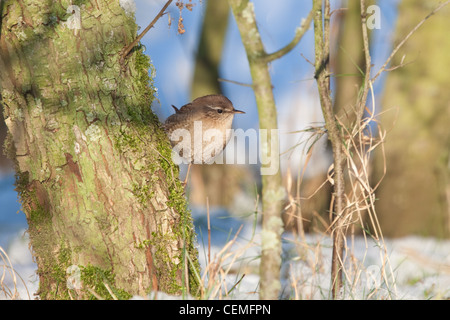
[373, 0, 450, 238]
[191, 0, 229, 99]
[0, 0, 199, 299]
[228, 0, 284, 300]
[313, 0, 348, 298]
[189, 0, 232, 208]
[0, 100, 13, 171]
[333, 0, 366, 122]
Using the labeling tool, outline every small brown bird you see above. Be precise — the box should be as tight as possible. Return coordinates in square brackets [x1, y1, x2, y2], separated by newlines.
[164, 94, 245, 165]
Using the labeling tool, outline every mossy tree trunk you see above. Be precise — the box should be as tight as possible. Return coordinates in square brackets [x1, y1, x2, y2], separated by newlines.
[373, 0, 450, 238]
[0, 0, 199, 299]
[0, 100, 12, 171]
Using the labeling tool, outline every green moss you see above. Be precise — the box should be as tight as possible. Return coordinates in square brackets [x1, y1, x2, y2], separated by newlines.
[134, 44, 157, 113]
[3, 0, 200, 299]
[132, 181, 154, 207]
[31, 217, 73, 299]
[14, 171, 73, 299]
[115, 44, 190, 215]
[80, 264, 132, 300]
[111, 44, 201, 295]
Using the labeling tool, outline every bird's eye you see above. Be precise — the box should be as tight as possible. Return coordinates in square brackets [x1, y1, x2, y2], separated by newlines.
[217, 109, 223, 114]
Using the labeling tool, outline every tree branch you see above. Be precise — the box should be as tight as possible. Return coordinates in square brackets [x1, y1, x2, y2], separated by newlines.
[217, 77, 254, 88]
[356, 0, 372, 125]
[371, 0, 450, 82]
[120, 0, 173, 63]
[227, 0, 283, 300]
[264, 7, 316, 62]
[324, 0, 331, 90]
[313, 0, 347, 300]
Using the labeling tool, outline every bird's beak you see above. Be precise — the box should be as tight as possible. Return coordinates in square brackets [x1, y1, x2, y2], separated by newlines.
[233, 109, 245, 114]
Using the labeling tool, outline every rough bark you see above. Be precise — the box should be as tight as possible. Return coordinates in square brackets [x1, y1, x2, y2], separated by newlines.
[0, 0, 199, 299]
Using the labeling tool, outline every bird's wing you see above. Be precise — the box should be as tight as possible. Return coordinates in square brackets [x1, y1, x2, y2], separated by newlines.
[164, 102, 204, 132]
[176, 102, 195, 113]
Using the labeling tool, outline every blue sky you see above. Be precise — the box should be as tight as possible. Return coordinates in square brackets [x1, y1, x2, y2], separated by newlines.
[136, 0, 398, 120]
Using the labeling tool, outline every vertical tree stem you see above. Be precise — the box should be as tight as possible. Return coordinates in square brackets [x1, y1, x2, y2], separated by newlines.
[313, 0, 346, 299]
[358, 0, 372, 125]
[227, 0, 283, 300]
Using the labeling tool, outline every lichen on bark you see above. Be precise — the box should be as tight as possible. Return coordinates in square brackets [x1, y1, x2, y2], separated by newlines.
[0, 0, 199, 299]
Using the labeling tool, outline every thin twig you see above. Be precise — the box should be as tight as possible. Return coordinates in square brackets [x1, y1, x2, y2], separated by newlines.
[330, 8, 348, 16]
[206, 197, 211, 266]
[87, 288, 104, 300]
[217, 78, 254, 88]
[300, 53, 315, 66]
[371, 0, 450, 82]
[120, 0, 173, 62]
[228, 274, 246, 294]
[358, 0, 372, 125]
[324, 0, 331, 90]
[103, 282, 118, 300]
[384, 54, 416, 72]
[264, 8, 316, 62]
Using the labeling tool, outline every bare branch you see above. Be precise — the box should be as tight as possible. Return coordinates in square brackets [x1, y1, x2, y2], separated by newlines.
[300, 53, 315, 66]
[264, 8, 315, 62]
[357, 0, 372, 125]
[371, 0, 450, 82]
[324, 0, 331, 90]
[217, 77, 254, 88]
[384, 54, 416, 72]
[330, 8, 348, 16]
[120, 0, 173, 63]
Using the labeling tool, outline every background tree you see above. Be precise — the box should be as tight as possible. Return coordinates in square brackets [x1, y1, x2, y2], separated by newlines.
[290, 0, 370, 236]
[0, 0, 199, 299]
[189, 0, 238, 208]
[228, 0, 315, 299]
[333, 0, 369, 123]
[188, 0, 255, 210]
[191, 0, 228, 99]
[373, 0, 450, 238]
[313, 0, 348, 298]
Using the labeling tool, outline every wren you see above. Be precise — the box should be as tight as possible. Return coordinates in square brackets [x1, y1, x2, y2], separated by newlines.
[164, 94, 245, 164]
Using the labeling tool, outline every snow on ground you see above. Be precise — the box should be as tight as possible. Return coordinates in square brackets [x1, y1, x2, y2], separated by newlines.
[192, 207, 450, 300]
[1, 205, 449, 300]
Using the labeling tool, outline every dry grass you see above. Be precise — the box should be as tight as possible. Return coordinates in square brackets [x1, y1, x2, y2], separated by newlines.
[280, 78, 400, 299]
[186, 196, 260, 300]
[0, 245, 31, 300]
